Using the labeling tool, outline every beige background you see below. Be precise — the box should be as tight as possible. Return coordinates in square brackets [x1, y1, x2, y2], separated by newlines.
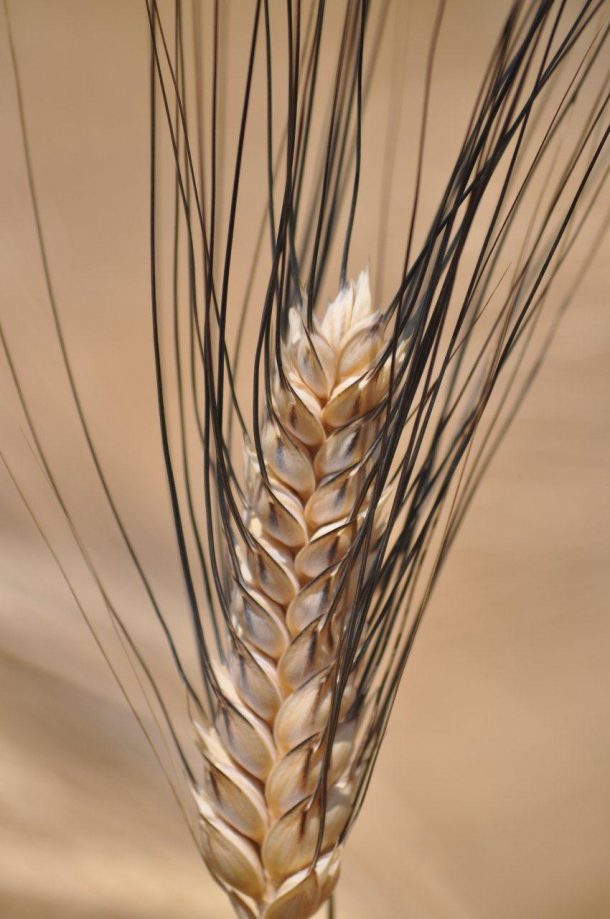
[1, 1, 609, 917]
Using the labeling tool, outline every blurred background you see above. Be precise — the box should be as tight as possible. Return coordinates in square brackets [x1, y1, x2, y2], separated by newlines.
[0, 1, 609, 917]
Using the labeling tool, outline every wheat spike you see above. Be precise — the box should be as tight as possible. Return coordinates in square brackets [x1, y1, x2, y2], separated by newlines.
[192, 268, 390, 918]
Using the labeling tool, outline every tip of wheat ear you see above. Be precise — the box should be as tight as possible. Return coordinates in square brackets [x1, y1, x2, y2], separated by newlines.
[194, 268, 391, 918]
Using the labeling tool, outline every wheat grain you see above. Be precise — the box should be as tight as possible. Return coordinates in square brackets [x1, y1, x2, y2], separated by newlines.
[192, 268, 390, 918]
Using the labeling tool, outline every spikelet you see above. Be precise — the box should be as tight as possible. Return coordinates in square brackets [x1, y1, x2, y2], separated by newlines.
[193, 269, 389, 918]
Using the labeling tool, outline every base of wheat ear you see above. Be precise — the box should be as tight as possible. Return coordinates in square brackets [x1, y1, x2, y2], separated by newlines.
[192, 268, 391, 918]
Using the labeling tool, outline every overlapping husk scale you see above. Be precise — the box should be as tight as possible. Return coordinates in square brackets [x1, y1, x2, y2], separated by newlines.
[194, 270, 392, 918]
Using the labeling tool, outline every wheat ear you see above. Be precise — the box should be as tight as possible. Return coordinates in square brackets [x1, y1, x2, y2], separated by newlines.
[192, 268, 389, 918]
